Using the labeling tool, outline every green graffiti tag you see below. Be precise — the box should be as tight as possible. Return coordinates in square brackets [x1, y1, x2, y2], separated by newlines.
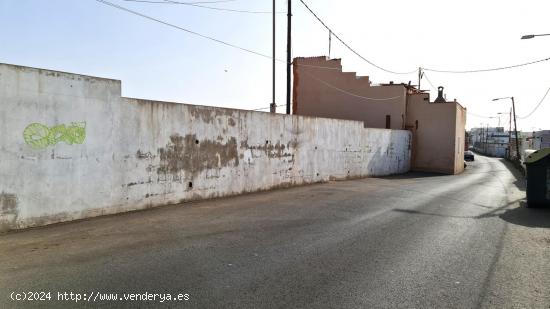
[23, 122, 86, 149]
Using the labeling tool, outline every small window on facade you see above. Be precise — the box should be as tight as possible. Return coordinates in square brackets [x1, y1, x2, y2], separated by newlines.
[415, 120, 419, 130]
[385, 115, 391, 129]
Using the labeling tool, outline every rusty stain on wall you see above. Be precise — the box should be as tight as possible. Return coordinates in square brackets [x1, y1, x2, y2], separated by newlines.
[157, 134, 239, 178]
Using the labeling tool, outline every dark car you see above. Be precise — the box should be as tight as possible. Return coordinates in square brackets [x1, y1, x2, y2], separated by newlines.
[464, 151, 475, 161]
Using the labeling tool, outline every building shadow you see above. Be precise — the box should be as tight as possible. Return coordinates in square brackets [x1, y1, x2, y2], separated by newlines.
[499, 201, 550, 228]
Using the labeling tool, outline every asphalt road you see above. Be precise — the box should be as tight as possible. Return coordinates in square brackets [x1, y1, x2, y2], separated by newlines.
[1, 155, 549, 308]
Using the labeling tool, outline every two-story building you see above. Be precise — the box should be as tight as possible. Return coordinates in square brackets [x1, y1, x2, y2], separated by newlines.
[293, 56, 467, 174]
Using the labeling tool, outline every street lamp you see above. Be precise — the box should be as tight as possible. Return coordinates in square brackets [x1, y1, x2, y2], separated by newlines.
[493, 97, 520, 161]
[521, 33, 550, 40]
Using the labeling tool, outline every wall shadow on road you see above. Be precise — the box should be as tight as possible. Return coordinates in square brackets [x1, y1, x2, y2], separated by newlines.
[393, 200, 550, 229]
[499, 202, 550, 228]
[499, 158, 527, 192]
[392, 208, 477, 219]
[380, 171, 444, 180]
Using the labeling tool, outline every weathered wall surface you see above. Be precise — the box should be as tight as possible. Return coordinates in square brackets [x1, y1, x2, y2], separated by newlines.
[293, 57, 407, 129]
[0, 63, 411, 231]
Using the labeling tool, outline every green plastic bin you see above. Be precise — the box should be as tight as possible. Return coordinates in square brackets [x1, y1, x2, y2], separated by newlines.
[524, 148, 550, 207]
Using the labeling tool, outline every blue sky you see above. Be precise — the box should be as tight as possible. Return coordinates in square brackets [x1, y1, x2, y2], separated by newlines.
[1, 0, 549, 130]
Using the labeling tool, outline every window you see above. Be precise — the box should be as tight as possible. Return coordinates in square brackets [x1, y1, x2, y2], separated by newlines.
[385, 115, 391, 129]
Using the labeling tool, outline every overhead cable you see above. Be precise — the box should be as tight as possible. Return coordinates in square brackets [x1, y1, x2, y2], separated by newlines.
[518, 86, 550, 119]
[116, 0, 550, 76]
[299, 1, 549, 76]
[302, 71, 403, 101]
[252, 104, 285, 111]
[423, 57, 550, 74]
[122, 0, 284, 14]
[467, 111, 496, 119]
[298, 0, 417, 76]
[122, 0, 235, 4]
[421, 71, 438, 91]
[96, 0, 284, 61]
[293, 63, 341, 70]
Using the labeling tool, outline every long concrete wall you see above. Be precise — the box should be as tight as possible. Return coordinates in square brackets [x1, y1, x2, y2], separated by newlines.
[0, 63, 411, 231]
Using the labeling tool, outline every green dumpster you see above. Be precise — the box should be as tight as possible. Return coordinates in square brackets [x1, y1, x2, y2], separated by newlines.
[524, 148, 550, 207]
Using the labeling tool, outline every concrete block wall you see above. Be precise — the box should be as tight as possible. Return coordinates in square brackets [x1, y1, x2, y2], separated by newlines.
[0, 63, 411, 231]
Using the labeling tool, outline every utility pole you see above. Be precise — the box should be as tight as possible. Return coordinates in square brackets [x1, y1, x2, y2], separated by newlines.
[511, 97, 521, 161]
[328, 30, 332, 59]
[485, 124, 489, 154]
[493, 97, 521, 160]
[286, 0, 292, 115]
[418, 67, 422, 90]
[508, 108, 512, 136]
[270, 0, 276, 113]
[480, 125, 484, 152]
[508, 108, 512, 160]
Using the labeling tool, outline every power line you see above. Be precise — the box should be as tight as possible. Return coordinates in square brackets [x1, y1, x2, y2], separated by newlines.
[467, 111, 496, 119]
[423, 71, 505, 120]
[422, 71, 549, 122]
[298, 0, 417, 76]
[100, 0, 291, 113]
[293, 63, 341, 70]
[95, 0, 282, 60]
[122, 0, 285, 14]
[98, 0, 550, 118]
[423, 57, 550, 74]
[121, 0, 236, 4]
[252, 104, 285, 111]
[518, 86, 550, 119]
[421, 71, 438, 91]
[302, 70, 403, 101]
[297, 1, 550, 76]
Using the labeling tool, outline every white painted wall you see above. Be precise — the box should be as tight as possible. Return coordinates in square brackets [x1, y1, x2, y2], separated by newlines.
[0, 63, 411, 231]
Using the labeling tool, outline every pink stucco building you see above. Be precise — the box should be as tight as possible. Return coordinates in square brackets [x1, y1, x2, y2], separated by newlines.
[293, 56, 466, 174]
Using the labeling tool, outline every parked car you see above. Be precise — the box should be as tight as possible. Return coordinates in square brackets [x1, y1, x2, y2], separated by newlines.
[464, 151, 475, 161]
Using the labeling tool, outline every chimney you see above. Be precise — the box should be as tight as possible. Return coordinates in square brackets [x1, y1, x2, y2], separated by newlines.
[434, 86, 446, 103]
